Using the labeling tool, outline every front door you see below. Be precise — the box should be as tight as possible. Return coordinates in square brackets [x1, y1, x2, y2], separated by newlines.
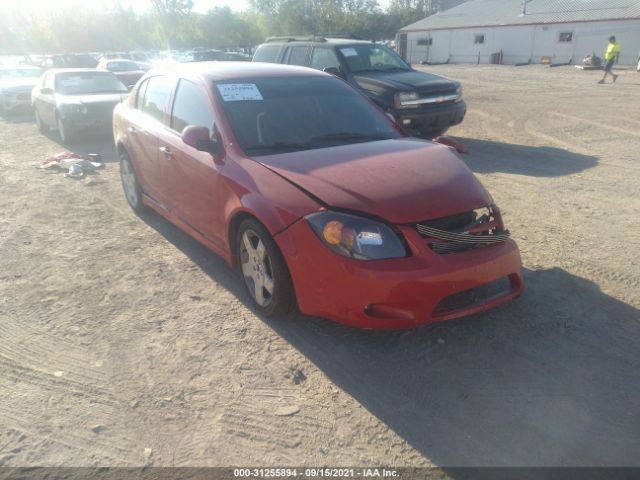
[160, 79, 225, 248]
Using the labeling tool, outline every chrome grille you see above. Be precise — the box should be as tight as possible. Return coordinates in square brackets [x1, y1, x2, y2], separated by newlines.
[414, 206, 510, 254]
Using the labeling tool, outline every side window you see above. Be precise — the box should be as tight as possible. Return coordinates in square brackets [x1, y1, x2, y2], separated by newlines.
[310, 48, 341, 71]
[44, 73, 55, 90]
[288, 46, 309, 66]
[141, 76, 171, 123]
[135, 79, 149, 110]
[253, 45, 281, 63]
[170, 79, 214, 135]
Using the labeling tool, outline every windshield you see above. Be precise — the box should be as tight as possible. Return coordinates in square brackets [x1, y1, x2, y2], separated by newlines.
[0, 68, 42, 80]
[55, 72, 128, 95]
[216, 76, 401, 156]
[338, 44, 411, 73]
[106, 60, 140, 72]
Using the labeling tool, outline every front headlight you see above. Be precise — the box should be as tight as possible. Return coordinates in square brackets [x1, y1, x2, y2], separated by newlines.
[306, 211, 408, 260]
[394, 91, 419, 109]
[455, 85, 463, 102]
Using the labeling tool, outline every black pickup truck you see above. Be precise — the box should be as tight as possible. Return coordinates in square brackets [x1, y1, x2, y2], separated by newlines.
[252, 36, 466, 137]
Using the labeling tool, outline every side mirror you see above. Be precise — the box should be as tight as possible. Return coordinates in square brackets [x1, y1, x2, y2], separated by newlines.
[40, 87, 54, 95]
[181, 125, 222, 157]
[323, 66, 346, 79]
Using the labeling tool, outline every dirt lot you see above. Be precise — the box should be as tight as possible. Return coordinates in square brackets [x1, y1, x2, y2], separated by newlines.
[0, 65, 639, 468]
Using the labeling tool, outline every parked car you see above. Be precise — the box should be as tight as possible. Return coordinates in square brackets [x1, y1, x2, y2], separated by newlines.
[42, 54, 98, 69]
[32, 69, 129, 143]
[113, 62, 522, 329]
[0, 65, 42, 114]
[185, 49, 227, 62]
[252, 36, 466, 137]
[97, 59, 146, 88]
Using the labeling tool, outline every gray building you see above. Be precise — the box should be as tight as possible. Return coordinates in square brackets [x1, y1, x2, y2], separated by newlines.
[398, 0, 640, 65]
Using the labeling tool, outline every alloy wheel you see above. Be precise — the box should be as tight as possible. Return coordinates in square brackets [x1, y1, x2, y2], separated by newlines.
[240, 229, 275, 307]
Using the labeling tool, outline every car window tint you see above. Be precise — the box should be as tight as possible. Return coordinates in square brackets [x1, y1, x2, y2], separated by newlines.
[310, 48, 341, 71]
[288, 47, 309, 66]
[216, 76, 399, 156]
[253, 45, 280, 63]
[170, 79, 214, 134]
[141, 76, 171, 122]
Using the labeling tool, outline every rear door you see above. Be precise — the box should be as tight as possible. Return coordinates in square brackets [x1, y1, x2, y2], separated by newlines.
[159, 79, 226, 248]
[125, 75, 173, 209]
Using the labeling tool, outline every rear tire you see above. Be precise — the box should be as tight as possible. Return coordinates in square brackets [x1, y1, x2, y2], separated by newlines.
[119, 150, 146, 213]
[237, 218, 295, 317]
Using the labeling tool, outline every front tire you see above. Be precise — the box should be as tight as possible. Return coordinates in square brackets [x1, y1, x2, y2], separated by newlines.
[119, 150, 146, 213]
[237, 218, 295, 317]
[57, 115, 75, 144]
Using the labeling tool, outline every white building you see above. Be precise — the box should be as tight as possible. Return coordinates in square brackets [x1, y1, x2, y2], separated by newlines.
[398, 0, 640, 65]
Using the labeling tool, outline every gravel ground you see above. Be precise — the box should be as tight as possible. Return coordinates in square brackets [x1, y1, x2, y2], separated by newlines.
[0, 64, 639, 468]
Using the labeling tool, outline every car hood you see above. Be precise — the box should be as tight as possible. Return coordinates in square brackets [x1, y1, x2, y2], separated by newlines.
[0, 78, 40, 91]
[55, 92, 128, 105]
[256, 138, 492, 224]
[354, 70, 458, 94]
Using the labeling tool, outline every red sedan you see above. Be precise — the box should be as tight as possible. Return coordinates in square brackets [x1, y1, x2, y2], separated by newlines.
[113, 62, 523, 329]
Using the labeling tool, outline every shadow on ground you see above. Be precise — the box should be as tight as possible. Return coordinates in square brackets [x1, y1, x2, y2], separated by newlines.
[453, 137, 598, 177]
[141, 209, 640, 468]
[44, 129, 118, 162]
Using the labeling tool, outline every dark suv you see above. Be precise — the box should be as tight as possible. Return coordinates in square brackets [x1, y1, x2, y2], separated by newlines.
[253, 36, 466, 136]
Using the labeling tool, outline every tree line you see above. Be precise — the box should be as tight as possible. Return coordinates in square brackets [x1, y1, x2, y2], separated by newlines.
[0, 0, 465, 54]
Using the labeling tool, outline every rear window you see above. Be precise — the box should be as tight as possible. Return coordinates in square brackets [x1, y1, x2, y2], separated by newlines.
[252, 45, 281, 63]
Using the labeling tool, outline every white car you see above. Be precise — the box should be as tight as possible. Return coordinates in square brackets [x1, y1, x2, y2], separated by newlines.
[0, 65, 42, 114]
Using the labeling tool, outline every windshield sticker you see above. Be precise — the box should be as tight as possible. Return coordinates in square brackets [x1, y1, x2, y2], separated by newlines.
[217, 83, 263, 101]
[340, 48, 358, 57]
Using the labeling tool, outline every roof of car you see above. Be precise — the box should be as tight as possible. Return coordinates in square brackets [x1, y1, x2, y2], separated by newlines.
[148, 61, 329, 82]
[0, 65, 41, 70]
[262, 37, 371, 46]
[46, 68, 114, 75]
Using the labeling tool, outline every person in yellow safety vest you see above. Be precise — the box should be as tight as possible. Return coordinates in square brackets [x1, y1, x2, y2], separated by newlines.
[598, 36, 620, 84]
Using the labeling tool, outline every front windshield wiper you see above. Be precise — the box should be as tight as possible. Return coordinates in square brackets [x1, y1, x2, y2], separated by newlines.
[380, 66, 411, 72]
[244, 142, 314, 153]
[310, 132, 392, 143]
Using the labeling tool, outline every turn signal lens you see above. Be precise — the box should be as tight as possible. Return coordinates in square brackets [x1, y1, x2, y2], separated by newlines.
[323, 220, 343, 245]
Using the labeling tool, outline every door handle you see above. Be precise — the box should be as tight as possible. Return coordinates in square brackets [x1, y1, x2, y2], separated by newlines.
[127, 126, 137, 135]
[159, 146, 173, 160]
